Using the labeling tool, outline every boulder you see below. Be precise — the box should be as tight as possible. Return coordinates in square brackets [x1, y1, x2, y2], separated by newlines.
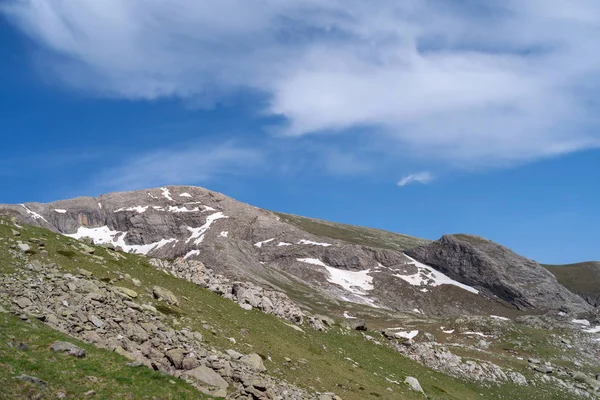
[50, 341, 86, 358]
[152, 286, 179, 306]
[240, 353, 266, 372]
[405, 376, 425, 394]
[166, 348, 186, 369]
[113, 286, 138, 299]
[184, 366, 229, 389]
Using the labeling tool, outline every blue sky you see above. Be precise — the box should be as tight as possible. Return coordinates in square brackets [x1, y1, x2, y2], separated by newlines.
[1, 0, 599, 264]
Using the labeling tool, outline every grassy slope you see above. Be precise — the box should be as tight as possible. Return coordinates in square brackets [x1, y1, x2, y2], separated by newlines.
[275, 213, 429, 252]
[543, 262, 600, 304]
[0, 220, 585, 400]
[0, 313, 207, 399]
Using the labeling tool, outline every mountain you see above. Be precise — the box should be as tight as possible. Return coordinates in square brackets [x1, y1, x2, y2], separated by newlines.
[2, 186, 600, 399]
[0, 185, 591, 318]
[406, 234, 590, 313]
[544, 262, 600, 307]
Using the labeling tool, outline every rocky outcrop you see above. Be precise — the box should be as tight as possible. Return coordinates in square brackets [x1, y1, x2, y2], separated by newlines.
[148, 258, 306, 325]
[406, 234, 591, 313]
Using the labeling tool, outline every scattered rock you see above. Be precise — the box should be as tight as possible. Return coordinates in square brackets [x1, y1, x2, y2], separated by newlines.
[113, 286, 138, 299]
[50, 341, 86, 358]
[240, 353, 266, 372]
[15, 296, 32, 309]
[17, 243, 31, 252]
[90, 315, 104, 328]
[404, 376, 425, 394]
[166, 348, 186, 369]
[185, 366, 229, 389]
[14, 374, 47, 387]
[152, 286, 179, 306]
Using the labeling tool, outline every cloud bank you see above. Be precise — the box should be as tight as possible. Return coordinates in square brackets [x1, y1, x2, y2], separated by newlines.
[3, 0, 600, 168]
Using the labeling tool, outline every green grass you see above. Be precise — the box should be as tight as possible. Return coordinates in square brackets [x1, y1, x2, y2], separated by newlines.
[275, 213, 428, 252]
[0, 219, 588, 399]
[0, 313, 208, 399]
[543, 262, 600, 306]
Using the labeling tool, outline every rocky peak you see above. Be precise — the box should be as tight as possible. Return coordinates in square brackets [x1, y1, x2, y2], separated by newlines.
[406, 234, 591, 313]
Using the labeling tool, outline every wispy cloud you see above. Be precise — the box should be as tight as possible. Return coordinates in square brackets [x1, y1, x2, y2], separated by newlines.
[94, 142, 262, 191]
[3, 0, 600, 167]
[397, 172, 434, 187]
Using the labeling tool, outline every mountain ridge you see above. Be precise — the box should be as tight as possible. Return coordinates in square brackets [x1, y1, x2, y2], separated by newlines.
[0, 185, 591, 317]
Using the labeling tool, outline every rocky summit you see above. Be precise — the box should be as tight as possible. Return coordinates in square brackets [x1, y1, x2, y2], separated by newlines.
[1, 185, 600, 399]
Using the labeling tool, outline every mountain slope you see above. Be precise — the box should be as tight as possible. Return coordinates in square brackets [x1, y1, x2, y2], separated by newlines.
[406, 234, 591, 313]
[0, 185, 589, 318]
[544, 262, 600, 307]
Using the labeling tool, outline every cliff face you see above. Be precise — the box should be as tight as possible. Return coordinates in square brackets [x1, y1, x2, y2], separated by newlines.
[406, 234, 591, 313]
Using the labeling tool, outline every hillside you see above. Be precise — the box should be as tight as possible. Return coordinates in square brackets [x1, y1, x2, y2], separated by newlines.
[544, 262, 600, 307]
[1, 186, 600, 399]
[2, 218, 600, 399]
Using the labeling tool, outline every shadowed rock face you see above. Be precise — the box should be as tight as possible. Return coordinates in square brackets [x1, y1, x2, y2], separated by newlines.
[406, 234, 591, 313]
[0, 186, 589, 316]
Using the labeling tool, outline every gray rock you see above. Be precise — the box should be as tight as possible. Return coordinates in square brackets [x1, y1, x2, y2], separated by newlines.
[113, 286, 138, 299]
[15, 374, 47, 387]
[240, 353, 266, 372]
[15, 297, 32, 309]
[89, 315, 104, 328]
[404, 376, 425, 394]
[226, 349, 243, 360]
[184, 366, 229, 389]
[533, 364, 553, 374]
[17, 243, 31, 252]
[152, 286, 179, 306]
[50, 341, 86, 358]
[166, 348, 186, 369]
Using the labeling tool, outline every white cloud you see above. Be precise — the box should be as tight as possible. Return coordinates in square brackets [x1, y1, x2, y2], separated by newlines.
[397, 172, 434, 187]
[95, 142, 261, 191]
[3, 0, 600, 167]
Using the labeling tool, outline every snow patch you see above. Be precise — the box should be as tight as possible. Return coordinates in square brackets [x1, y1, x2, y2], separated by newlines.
[54, 209, 67, 214]
[296, 258, 328, 267]
[64, 226, 177, 255]
[183, 250, 201, 260]
[572, 319, 591, 326]
[115, 206, 149, 213]
[186, 212, 228, 245]
[343, 311, 357, 319]
[277, 242, 292, 246]
[254, 238, 275, 248]
[160, 187, 174, 201]
[298, 239, 332, 247]
[462, 331, 492, 338]
[442, 329, 455, 334]
[179, 192, 192, 198]
[21, 204, 48, 223]
[297, 257, 374, 296]
[167, 205, 203, 213]
[584, 326, 600, 334]
[395, 255, 479, 294]
[97, 202, 102, 209]
[490, 315, 510, 321]
[219, 231, 228, 238]
[394, 330, 419, 340]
